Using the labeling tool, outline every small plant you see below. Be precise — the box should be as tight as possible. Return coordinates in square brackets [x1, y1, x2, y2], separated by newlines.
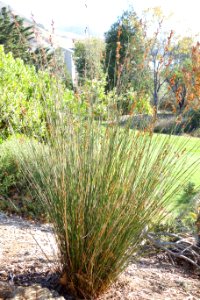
[166, 182, 199, 234]
[175, 181, 197, 209]
[184, 182, 196, 196]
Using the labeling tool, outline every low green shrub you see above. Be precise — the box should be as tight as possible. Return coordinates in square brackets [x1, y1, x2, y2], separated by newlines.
[0, 136, 23, 195]
[0, 136, 46, 219]
[153, 110, 200, 136]
[154, 119, 184, 135]
[117, 89, 152, 115]
[184, 109, 200, 132]
[190, 128, 200, 138]
[172, 182, 199, 232]
[79, 76, 110, 119]
[0, 45, 86, 140]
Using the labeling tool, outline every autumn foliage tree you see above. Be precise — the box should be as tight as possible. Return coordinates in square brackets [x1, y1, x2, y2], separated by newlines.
[166, 37, 194, 112]
[168, 42, 200, 114]
[186, 42, 200, 106]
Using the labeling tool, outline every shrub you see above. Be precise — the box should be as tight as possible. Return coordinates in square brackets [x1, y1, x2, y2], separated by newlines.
[79, 81, 152, 120]
[79, 75, 112, 120]
[0, 136, 46, 219]
[172, 190, 200, 234]
[74, 38, 105, 84]
[190, 128, 200, 138]
[153, 115, 186, 135]
[184, 109, 200, 132]
[0, 138, 20, 196]
[117, 89, 152, 115]
[0, 45, 85, 140]
[17, 110, 200, 299]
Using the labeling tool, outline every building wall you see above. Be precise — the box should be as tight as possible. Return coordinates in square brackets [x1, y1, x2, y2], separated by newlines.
[63, 48, 77, 84]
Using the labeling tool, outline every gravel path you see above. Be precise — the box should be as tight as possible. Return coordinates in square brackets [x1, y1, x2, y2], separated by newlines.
[0, 213, 200, 299]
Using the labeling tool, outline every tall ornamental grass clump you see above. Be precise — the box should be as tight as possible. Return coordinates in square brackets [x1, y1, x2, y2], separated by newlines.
[17, 108, 199, 299]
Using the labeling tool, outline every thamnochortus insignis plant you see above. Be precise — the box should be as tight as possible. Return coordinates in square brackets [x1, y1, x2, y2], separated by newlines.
[16, 107, 199, 299]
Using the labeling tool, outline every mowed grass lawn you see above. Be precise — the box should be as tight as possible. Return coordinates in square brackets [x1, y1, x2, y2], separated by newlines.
[153, 133, 200, 211]
[164, 134, 200, 187]
[118, 115, 200, 191]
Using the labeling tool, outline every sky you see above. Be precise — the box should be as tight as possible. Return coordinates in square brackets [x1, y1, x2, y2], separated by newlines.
[2, 0, 200, 38]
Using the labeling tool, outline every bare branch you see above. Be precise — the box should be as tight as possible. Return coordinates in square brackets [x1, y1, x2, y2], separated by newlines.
[147, 232, 200, 270]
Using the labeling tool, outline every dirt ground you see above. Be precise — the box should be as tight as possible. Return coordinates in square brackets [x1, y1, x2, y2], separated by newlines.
[0, 212, 199, 300]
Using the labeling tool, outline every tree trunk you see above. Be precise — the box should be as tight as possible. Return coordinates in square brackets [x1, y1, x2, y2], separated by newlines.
[153, 85, 159, 117]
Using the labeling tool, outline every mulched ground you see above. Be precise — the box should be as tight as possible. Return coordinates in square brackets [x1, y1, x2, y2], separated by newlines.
[0, 212, 200, 300]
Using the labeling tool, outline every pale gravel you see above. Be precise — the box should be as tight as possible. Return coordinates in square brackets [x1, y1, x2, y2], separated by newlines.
[0, 213, 199, 300]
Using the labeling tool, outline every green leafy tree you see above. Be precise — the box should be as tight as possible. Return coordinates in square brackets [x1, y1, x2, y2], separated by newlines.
[104, 10, 147, 92]
[74, 38, 105, 84]
[74, 38, 111, 118]
[104, 9, 153, 116]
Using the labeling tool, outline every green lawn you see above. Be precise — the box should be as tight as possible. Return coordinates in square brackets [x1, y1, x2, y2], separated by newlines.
[163, 134, 200, 187]
[152, 133, 200, 215]
[117, 125, 200, 202]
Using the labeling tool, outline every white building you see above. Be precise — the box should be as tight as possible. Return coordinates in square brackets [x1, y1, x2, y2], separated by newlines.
[61, 47, 76, 84]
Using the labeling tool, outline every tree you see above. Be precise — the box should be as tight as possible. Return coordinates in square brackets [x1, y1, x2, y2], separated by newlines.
[74, 38, 110, 118]
[149, 31, 174, 111]
[104, 10, 147, 93]
[0, 7, 34, 63]
[0, 6, 52, 69]
[189, 42, 200, 104]
[138, 6, 175, 112]
[143, 8, 198, 113]
[167, 37, 194, 112]
[74, 38, 105, 84]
